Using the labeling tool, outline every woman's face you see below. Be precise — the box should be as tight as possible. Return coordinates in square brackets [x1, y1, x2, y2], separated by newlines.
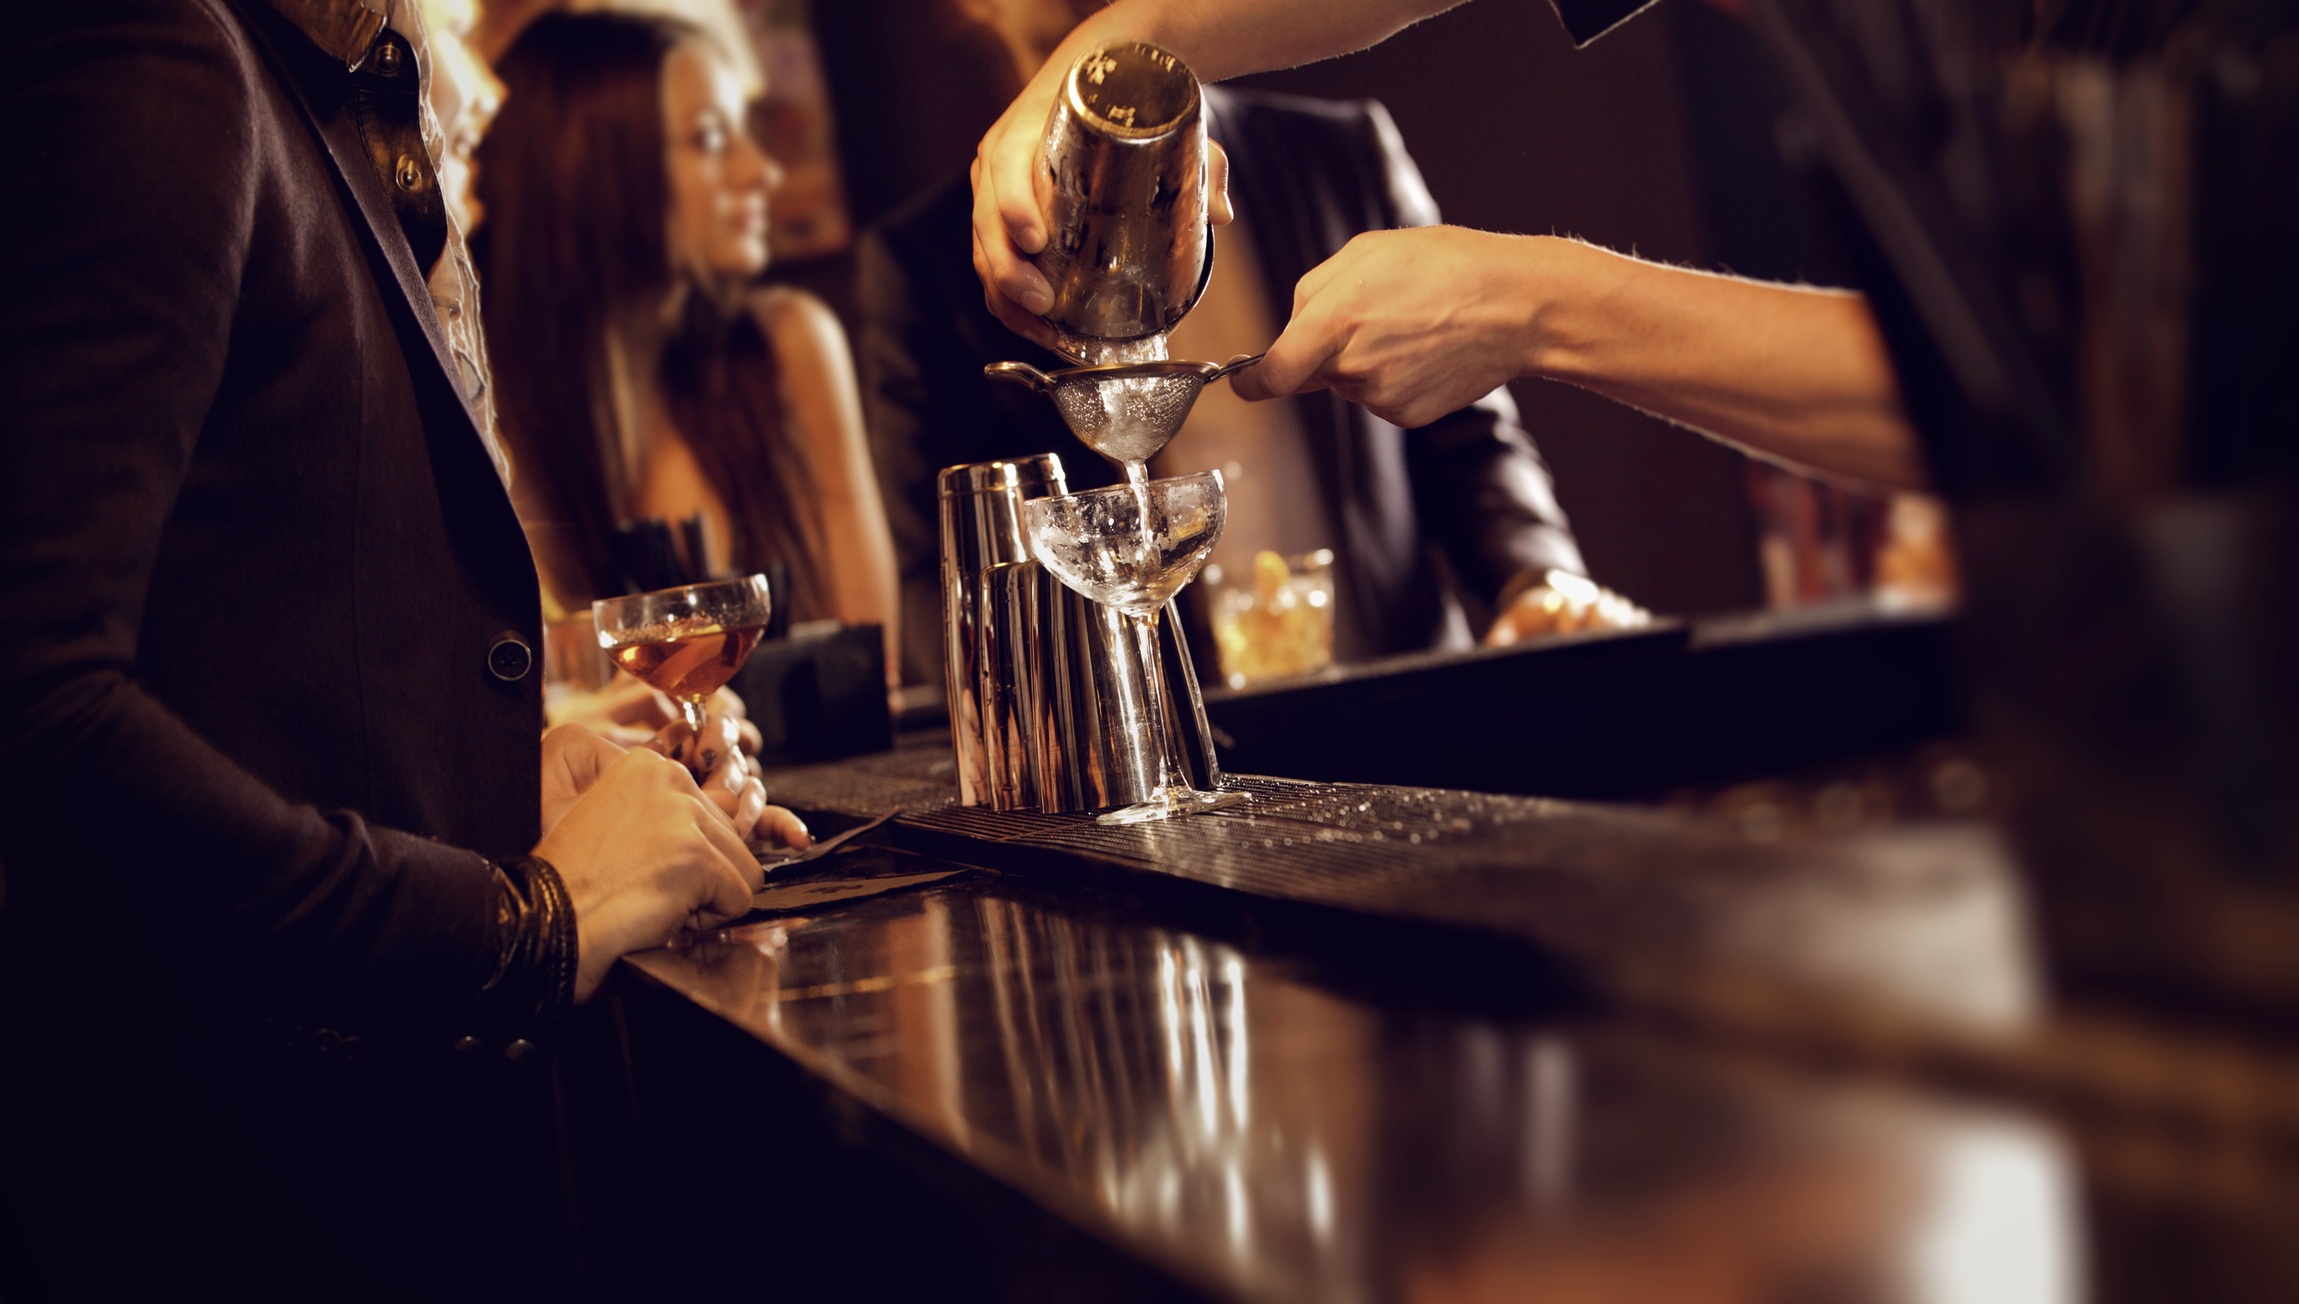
[662, 41, 778, 283]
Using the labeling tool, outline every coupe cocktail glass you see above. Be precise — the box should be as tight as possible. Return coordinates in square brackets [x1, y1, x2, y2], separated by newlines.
[1023, 469, 1241, 824]
[592, 574, 772, 735]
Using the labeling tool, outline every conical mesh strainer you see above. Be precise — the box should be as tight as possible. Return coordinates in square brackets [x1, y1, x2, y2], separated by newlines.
[985, 354, 1262, 465]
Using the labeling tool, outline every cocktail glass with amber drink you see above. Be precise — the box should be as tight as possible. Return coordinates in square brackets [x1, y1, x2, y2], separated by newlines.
[592, 575, 772, 735]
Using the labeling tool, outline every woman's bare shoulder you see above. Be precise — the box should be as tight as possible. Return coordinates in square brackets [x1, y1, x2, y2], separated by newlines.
[745, 286, 862, 459]
[747, 285, 848, 365]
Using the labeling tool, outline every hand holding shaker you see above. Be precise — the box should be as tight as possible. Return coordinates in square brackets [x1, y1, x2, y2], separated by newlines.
[1035, 41, 1213, 357]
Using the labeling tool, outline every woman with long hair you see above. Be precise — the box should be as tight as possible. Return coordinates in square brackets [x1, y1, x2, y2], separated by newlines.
[474, 11, 895, 664]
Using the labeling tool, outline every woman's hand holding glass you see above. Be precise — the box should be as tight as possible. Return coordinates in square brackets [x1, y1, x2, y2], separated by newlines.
[548, 677, 761, 752]
[545, 677, 792, 846]
[644, 700, 809, 851]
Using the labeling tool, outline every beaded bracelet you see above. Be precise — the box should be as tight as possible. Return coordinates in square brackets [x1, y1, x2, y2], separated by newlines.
[481, 854, 578, 1023]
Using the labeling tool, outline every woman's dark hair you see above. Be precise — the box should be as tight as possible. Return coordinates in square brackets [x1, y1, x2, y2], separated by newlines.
[474, 11, 822, 611]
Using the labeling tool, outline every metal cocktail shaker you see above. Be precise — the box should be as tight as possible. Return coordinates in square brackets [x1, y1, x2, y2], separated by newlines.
[940, 455, 1222, 812]
[940, 457, 1064, 809]
[1036, 41, 1213, 357]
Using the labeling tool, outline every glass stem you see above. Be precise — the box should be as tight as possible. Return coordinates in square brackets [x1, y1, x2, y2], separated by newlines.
[679, 693, 709, 738]
[1127, 609, 1176, 802]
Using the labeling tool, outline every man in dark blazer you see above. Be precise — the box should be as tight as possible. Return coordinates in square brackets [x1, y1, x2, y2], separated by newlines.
[861, 76, 1589, 688]
[0, 1, 780, 1296]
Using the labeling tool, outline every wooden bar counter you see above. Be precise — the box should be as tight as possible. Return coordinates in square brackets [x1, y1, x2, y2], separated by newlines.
[581, 711, 2299, 1302]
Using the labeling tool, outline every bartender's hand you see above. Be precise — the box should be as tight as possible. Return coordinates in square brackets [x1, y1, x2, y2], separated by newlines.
[1232, 226, 1556, 427]
[970, 0, 1468, 344]
[532, 725, 765, 1001]
[1237, 229, 1929, 490]
[972, 68, 1230, 348]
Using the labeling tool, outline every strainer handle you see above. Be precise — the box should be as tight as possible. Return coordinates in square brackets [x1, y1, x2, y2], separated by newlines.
[984, 361, 1056, 393]
[1205, 352, 1266, 383]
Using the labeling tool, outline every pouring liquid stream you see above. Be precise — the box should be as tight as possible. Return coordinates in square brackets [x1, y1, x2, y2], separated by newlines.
[1072, 334, 1171, 572]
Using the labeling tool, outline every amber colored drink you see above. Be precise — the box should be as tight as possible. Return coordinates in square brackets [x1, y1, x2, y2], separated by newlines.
[607, 623, 764, 701]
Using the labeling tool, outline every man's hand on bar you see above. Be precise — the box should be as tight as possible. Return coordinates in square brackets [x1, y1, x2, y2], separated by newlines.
[535, 723, 808, 1002]
[1483, 570, 1653, 648]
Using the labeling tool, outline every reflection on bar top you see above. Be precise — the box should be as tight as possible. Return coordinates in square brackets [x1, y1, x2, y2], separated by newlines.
[638, 869, 2093, 1304]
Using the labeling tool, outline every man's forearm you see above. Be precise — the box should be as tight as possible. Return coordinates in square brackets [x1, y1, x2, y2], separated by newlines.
[1051, 0, 1464, 83]
[0, 669, 499, 1011]
[1527, 239, 1928, 492]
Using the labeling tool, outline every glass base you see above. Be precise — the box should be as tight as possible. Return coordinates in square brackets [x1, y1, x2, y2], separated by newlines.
[1097, 786, 1250, 825]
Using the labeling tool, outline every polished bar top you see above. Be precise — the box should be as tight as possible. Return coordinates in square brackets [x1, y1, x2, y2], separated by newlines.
[625, 831, 2299, 1301]
[633, 856, 2070, 1301]
[743, 741, 2299, 1142]
[757, 739, 2038, 1037]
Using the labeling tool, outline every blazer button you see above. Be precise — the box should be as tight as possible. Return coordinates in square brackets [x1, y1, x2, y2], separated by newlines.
[487, 634, 533, 682]
[371, 38, 404, 76]
[395, 154, 425, 193]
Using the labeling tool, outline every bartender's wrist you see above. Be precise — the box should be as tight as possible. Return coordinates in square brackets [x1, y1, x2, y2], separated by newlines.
[1030, 6, 1150, 94]
[1516, 235, 1624, 387]
[1080, 1, 1192, 73]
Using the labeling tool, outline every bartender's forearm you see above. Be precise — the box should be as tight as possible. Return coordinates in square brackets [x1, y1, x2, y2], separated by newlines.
[1530, 240, 1928, 492]
[1046, 0, 1464, 84]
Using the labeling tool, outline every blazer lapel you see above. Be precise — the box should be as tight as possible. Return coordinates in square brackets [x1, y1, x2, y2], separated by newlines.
[1205, 88, 1427, 658]
[229, 0, 491, 467]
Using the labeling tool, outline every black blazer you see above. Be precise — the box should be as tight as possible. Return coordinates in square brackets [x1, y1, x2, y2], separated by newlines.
[0, 2, 559, 1295]
[859, 86, 1586, 685]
